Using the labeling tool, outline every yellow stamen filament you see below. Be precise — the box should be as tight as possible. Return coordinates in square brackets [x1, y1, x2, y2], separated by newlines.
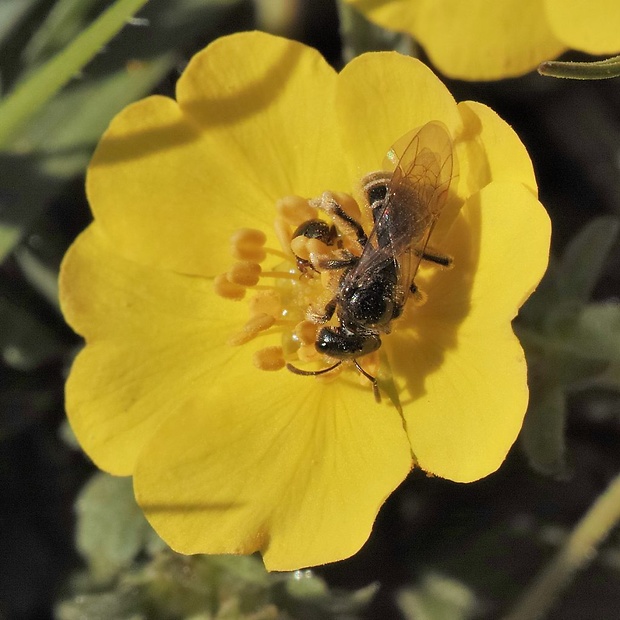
[260, 270, 298, 280]
[227, 261, 262, 287]
[227, 313, 276, 346]
[276, 195, 318, 226]
[253, 346, 286, 371]
[214, 273, 246, 300]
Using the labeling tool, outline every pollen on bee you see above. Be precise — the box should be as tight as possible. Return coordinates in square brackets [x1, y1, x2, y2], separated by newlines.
[290, 236, 331, 262]
[214, 273, 246, 300]
[230, 228, 268, 262]
[227, 261, 262, 287]
[294, 320, 318, 346]
[331, 191, 362, 223]
[276, 195, 318, 226]
[253, 346, 286, 371]
[227, 313, 276, 346]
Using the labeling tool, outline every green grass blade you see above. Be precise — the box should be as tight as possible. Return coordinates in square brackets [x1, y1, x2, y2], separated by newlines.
[0, 0, 150, 148]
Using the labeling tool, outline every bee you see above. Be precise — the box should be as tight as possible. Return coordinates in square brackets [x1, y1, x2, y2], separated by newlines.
[287, 121, 455, 401]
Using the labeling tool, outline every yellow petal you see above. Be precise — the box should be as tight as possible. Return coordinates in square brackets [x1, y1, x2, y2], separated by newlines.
[348, 0, 566, 80]
[134, 362, 413, 571]
[177, 31, 349, 203]
[545, 0, 620, 53]
[390, 181, 550, 481]
[335, 51, 461, 179]
[455, 101, 537, 204]
[60, 225, 245, 474]
[88, 32, 346, 276]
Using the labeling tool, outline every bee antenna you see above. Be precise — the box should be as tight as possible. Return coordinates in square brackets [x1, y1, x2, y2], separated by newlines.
[354, 360, 381, 403]
[286, 361, 342, 377]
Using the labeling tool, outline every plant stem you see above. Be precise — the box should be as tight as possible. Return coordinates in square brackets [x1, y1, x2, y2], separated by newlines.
[503, 470, 620, 620]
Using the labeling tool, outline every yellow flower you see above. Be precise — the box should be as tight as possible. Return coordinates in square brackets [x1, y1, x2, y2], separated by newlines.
[60, 31, 550, 570]
[346, 0, 620, 80]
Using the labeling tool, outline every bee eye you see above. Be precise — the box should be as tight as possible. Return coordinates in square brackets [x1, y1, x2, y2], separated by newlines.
[366, 184, 388, 204]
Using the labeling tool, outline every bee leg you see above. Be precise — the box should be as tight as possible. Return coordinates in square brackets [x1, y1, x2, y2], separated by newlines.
[354, 360, 381, 403]
[409, 282, 427, 305]
[419, 249, 453, 268]
[317, 193, 368, 247]
[317, 252, 358, 271]
[309, 298, 337, 323]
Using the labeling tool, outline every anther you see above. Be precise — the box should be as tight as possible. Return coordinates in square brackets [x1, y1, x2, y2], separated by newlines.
[227, 313, 276, 346]
[214, 273, 246, 300]
[253, 346, 286, 371]
[227, 261, 262, 287]
[276, 195, 318, 226]
[230, 228, 267, 263]
[274, 217, 293, 257]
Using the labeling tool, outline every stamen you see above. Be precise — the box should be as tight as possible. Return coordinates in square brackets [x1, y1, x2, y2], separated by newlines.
[227, 313, 276, 346]
[230, 228, 267, 263]
[260, 270, 299, 280]
[274, 217, 293, 256]
[214, 273, 246, 300]
[276, 195, 318, 226]
[253, 346, 286, 371]
[227, 261, 262, 287]
[264, 247, 293, 261]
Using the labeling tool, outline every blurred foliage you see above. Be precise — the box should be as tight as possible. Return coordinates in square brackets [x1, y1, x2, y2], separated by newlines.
[56, 472, 377, 620]
[517, 216, 620, 477]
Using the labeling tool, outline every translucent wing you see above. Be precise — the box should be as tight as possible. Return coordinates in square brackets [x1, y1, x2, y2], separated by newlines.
[344, 121, 454, 303]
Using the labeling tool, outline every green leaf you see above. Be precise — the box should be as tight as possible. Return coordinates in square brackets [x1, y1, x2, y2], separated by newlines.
[0, 284, 66, 371]
[21, 0, 107, 68]
[75, 472, 161, 581]
[0, 0, 39, 49]
[336, 0, 415, 63]
[397, 573, 478, 620]
[55, 589, 145, 620]
[0, 0, 150, 147]
[556, 215, 619, 304]
[520, 373, 567, 478]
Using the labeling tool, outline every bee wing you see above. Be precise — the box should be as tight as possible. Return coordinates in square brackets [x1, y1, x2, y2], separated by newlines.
[346, 121, 454, 299]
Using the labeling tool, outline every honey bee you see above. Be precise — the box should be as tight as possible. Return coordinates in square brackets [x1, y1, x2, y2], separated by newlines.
[287, 121, 455, 401]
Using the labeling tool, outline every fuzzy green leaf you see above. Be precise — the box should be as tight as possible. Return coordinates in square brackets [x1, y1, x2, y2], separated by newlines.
[75, 472, 161, 581]
[556, 216, 619, 304]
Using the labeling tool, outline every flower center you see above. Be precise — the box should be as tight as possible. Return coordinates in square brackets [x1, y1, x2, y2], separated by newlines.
[213, 191, 383, 393]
